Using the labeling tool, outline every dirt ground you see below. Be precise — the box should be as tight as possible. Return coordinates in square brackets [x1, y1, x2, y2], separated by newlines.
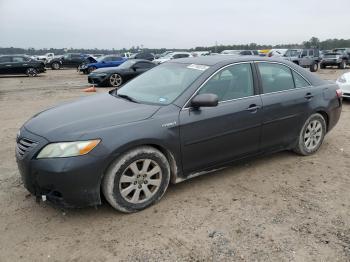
[0, 68, 349, 262]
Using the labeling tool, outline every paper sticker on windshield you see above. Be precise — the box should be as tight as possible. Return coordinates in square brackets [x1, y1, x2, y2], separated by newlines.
[187, 64, 209, 71]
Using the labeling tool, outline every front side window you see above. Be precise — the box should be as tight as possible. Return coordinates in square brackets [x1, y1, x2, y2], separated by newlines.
[198, 63, 254, 102]
[257, 63, 295, 93]
[0, 56, 12, 63]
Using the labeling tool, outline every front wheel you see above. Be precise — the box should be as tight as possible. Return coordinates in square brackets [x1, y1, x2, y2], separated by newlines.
[293, 113, 326, 156]
[26, 68, 38, 77]
[102, 146, 171, 213]
[88, 66, 96, 74]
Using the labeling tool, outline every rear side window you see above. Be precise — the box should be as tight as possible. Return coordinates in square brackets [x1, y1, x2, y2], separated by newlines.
[293, 71, 310, 88]
[198, 63, 254, 101]
[0, 56, 12, 63]
[257, 63, 295, 93]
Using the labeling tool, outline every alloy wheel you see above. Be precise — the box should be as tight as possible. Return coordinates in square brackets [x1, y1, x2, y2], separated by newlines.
[304, 120, 323, 151]
[119, 159, 162, 204]
[109, 74, 122, 87]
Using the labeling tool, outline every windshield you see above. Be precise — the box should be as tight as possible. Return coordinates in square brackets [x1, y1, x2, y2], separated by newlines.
[97, 55, 109, 62]
[116, 63, 207, 105]
[117, 60, 136, 69]
[162, 53, 174, 58]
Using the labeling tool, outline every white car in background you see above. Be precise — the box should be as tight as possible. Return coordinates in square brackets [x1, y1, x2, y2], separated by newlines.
[336, 72, 350, 99]
[153, 52, 192, 64]
[267, 49, 288, 57]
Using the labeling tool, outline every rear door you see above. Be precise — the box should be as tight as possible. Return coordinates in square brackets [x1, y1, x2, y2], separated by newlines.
[11, 56, 29, 73]
[179, 62, 263, 173]
[256, 62, 313, 150]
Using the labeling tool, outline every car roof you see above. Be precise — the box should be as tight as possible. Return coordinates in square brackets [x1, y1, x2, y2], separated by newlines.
[168, 55, 287, 66]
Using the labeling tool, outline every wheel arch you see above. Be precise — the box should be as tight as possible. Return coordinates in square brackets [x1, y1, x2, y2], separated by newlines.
[101, 141, 181, 188]
[315, 110, 329, 132]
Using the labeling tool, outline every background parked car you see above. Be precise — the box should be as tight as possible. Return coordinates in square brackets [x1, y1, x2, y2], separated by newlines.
[267, 49, 288, 57]
[283, 49, 321, 72]
[220, 50, 259, 56]
[336, 72, 350, 99]
[153, 52, 192, 64]
[47, 53, 92, 70]
[130, 52, 155, 61]
[321, 48, 350, 69]
[0, 55, 45, 76]
[154, 51, 173, 59]
[79, 55, 127, 74]
[88, 59, 156, 87]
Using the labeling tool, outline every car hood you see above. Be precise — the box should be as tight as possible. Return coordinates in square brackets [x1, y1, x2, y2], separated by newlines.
[24, 93, 161, 141]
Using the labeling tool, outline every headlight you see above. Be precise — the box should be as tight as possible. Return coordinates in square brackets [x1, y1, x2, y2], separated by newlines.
[37, 139, 100, 159]
[337, 75, 347, 83]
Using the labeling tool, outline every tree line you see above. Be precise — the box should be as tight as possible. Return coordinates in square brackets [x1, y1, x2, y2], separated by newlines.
[1, 37, 349, 55]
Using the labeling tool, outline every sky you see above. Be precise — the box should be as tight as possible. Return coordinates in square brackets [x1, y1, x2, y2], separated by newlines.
[0, 0, 349, 49]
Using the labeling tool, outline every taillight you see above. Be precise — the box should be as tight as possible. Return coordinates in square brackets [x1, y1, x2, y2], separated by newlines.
[336, 89, 343, 98]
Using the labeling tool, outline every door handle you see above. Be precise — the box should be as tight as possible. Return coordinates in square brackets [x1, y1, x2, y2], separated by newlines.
[5, 65, 12, 67]
[246, 104, 260, 113]
[304, 93, 313, 99]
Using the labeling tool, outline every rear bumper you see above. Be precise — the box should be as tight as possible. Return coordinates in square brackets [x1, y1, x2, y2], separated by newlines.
[328, 104, 342, 132]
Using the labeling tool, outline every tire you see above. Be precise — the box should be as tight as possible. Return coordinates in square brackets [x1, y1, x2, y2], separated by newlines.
[339, 60, 346, 69]
[88, 66, 96, 74]
[25, 68, 38, 77]
[51, 62, 60, 70]
[109, 73, 123, 87]
[293, 113, 326, 156]
[102, 146, 171, 213]
[310, 62, 318, 72]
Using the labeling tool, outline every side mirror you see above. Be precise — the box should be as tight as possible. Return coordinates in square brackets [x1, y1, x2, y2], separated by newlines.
[191, 93, 218, 108]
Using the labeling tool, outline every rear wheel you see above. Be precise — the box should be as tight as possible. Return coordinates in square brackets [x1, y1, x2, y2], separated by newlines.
[25, 68, 38, 77]
[102, 146, 171, 213]
[109, 73, 123, 87]
[310, 62, 318, 72]
[51, 62, 60, 70]
[339, 60, 346, 69]
[293, 113, 326, 156]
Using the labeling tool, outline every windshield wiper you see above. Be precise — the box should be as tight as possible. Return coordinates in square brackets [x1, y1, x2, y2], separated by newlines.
[116, 93, 138, 103]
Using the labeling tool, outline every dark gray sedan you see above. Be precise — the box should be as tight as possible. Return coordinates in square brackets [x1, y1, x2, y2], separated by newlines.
[88, 59, 156, 87]
[16, 56, 342, 212]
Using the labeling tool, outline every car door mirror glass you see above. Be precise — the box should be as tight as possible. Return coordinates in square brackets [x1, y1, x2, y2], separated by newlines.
[191, 94, 218, 108]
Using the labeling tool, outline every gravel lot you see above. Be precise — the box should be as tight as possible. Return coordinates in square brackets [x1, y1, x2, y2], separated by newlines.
[0, 68, 349, 262]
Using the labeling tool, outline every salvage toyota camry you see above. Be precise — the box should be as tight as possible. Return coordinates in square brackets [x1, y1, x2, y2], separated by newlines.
[16, 56, 342, 213]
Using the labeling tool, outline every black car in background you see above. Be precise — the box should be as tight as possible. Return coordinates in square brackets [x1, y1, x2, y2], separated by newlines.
[47, 53, 94, 70]
[88, 59, 156, 87]
[16, 56, 342, 213]
[130, 52, 155, 61]
[0, 55, 46, 76]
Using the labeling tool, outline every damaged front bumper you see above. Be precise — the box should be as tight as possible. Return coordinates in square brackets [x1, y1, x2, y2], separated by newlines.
[15, 127, 107, 208]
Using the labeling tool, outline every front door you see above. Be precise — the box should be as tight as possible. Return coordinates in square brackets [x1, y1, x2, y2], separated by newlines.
[179, 63, 262, 174]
